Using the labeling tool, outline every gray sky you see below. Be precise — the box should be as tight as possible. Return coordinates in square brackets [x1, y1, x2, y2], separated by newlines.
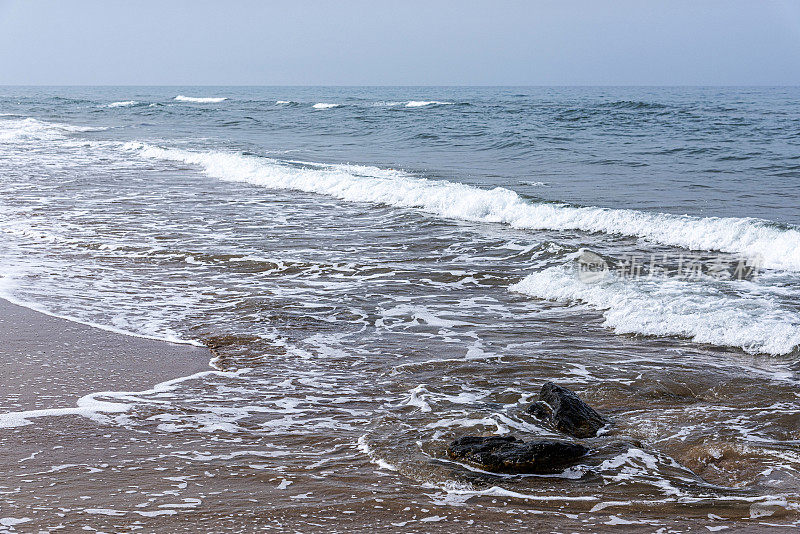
[1, 0, 799, 85]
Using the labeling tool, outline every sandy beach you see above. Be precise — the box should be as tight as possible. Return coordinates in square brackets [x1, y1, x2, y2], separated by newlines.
[0, 300, 581, 532]
[0, 299, 214, 530]
[0, 299, 792, 533]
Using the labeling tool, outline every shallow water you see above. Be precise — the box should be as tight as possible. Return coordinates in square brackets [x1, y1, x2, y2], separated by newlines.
[0, 87, 799, 530]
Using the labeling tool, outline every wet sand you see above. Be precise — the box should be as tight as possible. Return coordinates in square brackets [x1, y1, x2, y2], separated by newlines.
[0, 299, 211, 412]
[0, 298, 792, 533]
[0, 298, 600, 532]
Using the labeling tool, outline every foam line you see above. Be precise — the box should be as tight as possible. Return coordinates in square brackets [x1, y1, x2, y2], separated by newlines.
[124, 143, 800, 272]
[510, 266, 800, 355]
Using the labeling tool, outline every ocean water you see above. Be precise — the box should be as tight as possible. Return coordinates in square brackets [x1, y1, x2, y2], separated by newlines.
[1, 86, 799, 530]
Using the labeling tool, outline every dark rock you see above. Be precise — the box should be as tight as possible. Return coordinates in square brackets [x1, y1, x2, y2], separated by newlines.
[528, 382, 609, 438]
[528, 401, 551, 420]
[447, 435, 588, 474]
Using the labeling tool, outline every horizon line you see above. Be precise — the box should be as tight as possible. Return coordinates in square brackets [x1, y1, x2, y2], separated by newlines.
[2, 84, 799, 88]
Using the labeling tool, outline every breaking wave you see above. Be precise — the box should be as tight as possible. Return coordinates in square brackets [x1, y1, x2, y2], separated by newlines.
[105, 101, 139, 108]
[121, 143, 800, 273]
[0, 117, 107, 142]
[510, 265, 800, 355]
[174, 95, 227, 103]
[405, 101, 452, 107]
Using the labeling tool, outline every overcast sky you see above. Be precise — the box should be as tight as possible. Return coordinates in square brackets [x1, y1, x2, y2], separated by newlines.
[1, 0, 799, 85]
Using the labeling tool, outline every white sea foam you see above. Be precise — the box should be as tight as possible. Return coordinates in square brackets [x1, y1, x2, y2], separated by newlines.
[122, 143, 800, 272]
[357, 434, 398, 471]
[436, 481, 598, 502]
[0, 517, 31, 528]
[373, 101, 451, 107]
[404, 385, 433, 412]
[312, 103, 339, 109]
[405, 101, 452, 107]
[0, 368, 244, 429]
[105, 100, 138, 108]
[174, 95, 227, 103]
[510, 265, 800, 355]
[0, 392, 130, 428]
[0, 117, 106, 142]
[0, 288, 202, 347]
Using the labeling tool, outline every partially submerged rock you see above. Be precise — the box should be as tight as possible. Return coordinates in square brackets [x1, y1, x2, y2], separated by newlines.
[447, 435, 588, 474]
[528, 382, 609, 438]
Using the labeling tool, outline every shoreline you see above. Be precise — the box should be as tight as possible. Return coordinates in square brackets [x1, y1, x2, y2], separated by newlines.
[0, 297, 211, 415]
[0, 290, 204, 346]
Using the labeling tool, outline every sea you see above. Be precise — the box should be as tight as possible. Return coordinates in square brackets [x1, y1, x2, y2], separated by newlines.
[0, 86, 799, 531]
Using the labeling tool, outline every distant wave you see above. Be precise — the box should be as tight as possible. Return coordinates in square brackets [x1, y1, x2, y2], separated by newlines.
[371, 101, 452, 108]
[174, 95, 227, 103]
[105, 100, 139, 108]
[122, 143, 800, 272]
[600, 100, 669, 110]
[405, 101, 452, 107]
[510, 265, 800, 355]
[277, 100, 453, 109]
